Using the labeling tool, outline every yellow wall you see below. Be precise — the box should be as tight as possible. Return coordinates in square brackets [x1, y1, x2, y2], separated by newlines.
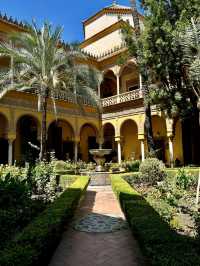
[173, 120, 184, 164]
[121, 119, 140, 160]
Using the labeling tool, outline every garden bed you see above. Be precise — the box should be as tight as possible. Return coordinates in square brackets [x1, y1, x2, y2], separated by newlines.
[0, 176, 90, 266]
[111, 175, 200, 266]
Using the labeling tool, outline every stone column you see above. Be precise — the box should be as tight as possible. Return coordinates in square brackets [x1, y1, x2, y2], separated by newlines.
[8, 138, 14, 165]
[115, 136, 122, 164]
[140, 139, 145, 161]
[98, 83, 101, 98]
[74, 137, 80, 163]
[116, 74, 120, 104]
[139, 74, 142, 90]
[168, 136, 174, 168]
[74, 141, 79, 163]
[116, 74, 120, 95]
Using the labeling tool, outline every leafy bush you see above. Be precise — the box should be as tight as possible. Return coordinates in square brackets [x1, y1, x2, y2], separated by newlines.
[122, 173, 140, 186]
[111, 175, 200, 265]
[0, 176, 90, 266]
[53, 160, 76, 174]
[122, 160, 140, 172]
[0, 174, 45, 248]
[32, 161, 57, 202]
[139, 158, 167, 184]
[175, 168, 196, 190]
[0, 165, 27, 180]
[0, 174, 31, 209]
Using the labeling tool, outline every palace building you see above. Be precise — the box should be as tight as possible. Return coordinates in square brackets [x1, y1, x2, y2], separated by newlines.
[0, 2, 199, 166]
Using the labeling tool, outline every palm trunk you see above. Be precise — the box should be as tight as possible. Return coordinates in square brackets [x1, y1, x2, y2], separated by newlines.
[39, 89, 48, 161]
[196, 99, 200, 205]
[145, 102, 156, 153]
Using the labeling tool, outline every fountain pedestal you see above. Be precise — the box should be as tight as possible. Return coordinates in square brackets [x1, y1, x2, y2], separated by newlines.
[83, 148, 112, 186]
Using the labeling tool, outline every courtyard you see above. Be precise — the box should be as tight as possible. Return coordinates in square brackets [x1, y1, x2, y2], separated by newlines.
[0, 0, 200, 266]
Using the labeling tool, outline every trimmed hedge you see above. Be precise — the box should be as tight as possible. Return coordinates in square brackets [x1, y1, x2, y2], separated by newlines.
[0, 176, 90, 266]
[60, 174, 78, 188]
[111, 175, 200, 266]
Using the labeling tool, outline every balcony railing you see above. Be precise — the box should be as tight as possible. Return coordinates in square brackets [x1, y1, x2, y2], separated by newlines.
[25, 89, 94, 107]
[101, 89, 143, 107]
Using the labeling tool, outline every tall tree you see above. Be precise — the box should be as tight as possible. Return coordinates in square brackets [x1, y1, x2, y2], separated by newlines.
[180, 18, 200, 204]
[0, 22, 101, 161]
[127, 0, 156, 154]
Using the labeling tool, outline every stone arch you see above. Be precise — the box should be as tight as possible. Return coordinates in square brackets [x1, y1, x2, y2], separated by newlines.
[103, 123, 117, 162]
[120, 119, 140, 160]
[0, 113, 9, 164]
[80, 123, 98, 162]
[152, 115, 167, 162]
[48, 119, 75, 160]
[15, 115, 40, 164]
[100, 69, 117, 98]
[119, 61, 139, 92]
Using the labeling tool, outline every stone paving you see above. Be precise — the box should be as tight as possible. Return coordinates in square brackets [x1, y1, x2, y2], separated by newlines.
[49, 186, 146, 266]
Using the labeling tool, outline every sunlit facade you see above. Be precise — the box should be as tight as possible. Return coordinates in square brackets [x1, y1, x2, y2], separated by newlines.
[0, 3, 199, 166]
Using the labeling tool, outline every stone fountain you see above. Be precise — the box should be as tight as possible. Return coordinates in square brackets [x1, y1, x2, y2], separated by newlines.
[89, 148, 112, 172]
[81, 105, 112, 185]
[88, 147, 112, 186]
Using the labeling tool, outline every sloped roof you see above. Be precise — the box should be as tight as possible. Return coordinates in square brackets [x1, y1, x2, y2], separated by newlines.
[83, 3, 143, 26]
[105, 3, 131, 10]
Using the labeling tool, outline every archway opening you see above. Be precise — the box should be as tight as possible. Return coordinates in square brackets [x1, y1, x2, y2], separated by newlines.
[181, 112, 200, 166]
[152, 115, 167, 162]
[120, 63, 139, 93]
[16, 115, 39, 164]
[48, 120, 74, 160]
[120, 119, 140, 160]
[0, 113, 8, 164]
[80, 124, 98, 162]
[103, 123, 117, 162]
[100, 70, 117, 98]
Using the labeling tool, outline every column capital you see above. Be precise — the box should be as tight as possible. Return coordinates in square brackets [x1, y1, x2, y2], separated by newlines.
[7, 133, 16, 142]
[115, 136, 122, 142]
[167, 132, 174, 138]
[138, 134, 145, 140]
[74, 136, 80, 143]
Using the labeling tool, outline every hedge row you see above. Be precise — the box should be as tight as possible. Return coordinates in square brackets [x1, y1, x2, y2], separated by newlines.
[0, 176, 90, 266]
[110, 175, 200, 266]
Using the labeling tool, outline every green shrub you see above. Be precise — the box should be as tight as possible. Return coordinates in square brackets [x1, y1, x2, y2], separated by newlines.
[175, 168, 197, 190]
[32, 161, 57, 202]
[139, 158, 167, 184]
[111, 175, 200, 266]
[53, 160, 76, 174]
[122, 173, 140, 186]
[0, 165, 27, 180]
[60, 175, 78, 188]
[0, 174, 46, 249]
[0, 176, 90, 266]
[122, 160, 140, 172]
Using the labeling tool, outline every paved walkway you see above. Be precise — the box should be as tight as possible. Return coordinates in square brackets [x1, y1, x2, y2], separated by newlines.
[49, 186, 146, 266]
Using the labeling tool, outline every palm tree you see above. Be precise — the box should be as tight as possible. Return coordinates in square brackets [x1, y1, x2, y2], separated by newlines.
[180, 18, 200, 205]
[0, 22, 102, 161]
[129, 0, 156, 155]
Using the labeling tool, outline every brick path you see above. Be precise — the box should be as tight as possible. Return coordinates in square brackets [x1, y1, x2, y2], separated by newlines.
[49, 186, 146, 266]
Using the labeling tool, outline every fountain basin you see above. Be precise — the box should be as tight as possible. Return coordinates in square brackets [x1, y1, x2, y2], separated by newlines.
[89, 149, 112, 172]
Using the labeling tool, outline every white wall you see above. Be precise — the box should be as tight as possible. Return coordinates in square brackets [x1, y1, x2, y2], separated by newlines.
[83, 29, 123, 56]
[85, 13, 134, 39]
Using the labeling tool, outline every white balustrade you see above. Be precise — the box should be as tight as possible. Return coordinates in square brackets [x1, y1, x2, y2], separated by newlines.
[101, 89, 143, 107]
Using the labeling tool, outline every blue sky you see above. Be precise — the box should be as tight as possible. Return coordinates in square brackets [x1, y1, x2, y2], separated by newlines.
[0, 1, 141, 42]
